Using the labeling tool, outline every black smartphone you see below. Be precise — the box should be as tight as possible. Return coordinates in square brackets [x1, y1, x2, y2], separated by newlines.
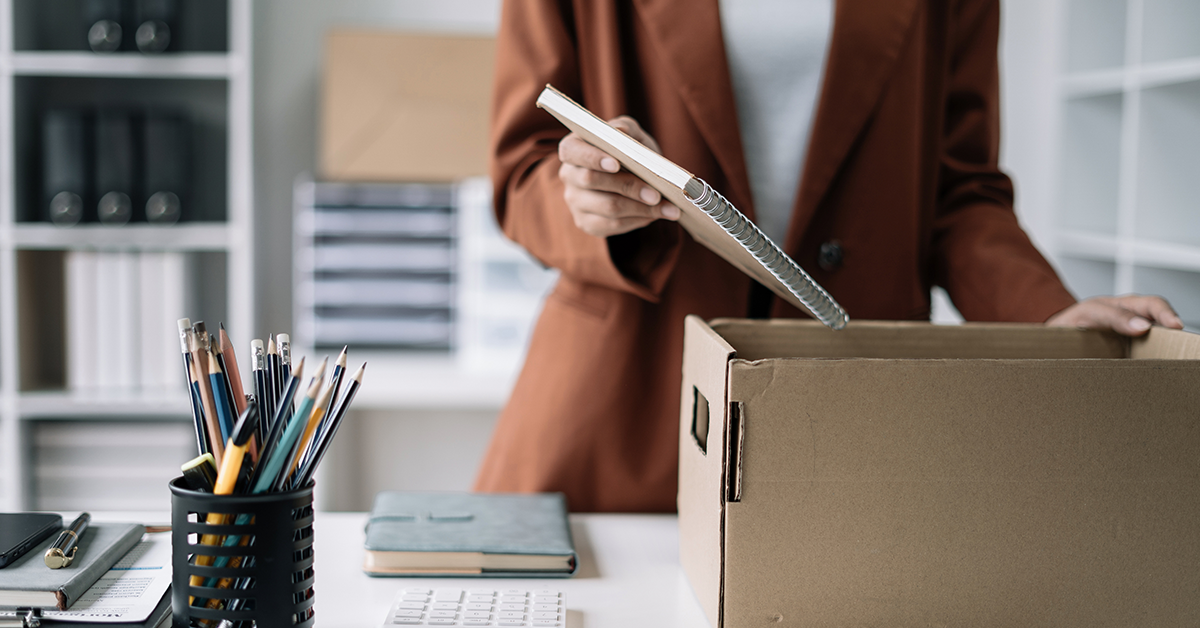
[0, 513, 63, 568]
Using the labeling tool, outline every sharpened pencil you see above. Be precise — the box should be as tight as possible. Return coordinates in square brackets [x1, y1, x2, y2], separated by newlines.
[178, 318, 209, 456]
[190, 334, 223, 465]
[295, 362, 364, 489]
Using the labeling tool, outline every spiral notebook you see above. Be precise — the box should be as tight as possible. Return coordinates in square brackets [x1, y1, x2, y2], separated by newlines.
[536, 85, 848, 330]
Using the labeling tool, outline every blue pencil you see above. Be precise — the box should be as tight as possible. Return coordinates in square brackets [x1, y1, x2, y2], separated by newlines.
[208, 353, 236, 444]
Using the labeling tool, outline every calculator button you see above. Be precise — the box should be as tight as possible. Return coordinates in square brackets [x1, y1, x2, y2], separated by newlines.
[430, 611, 458, 618]
[434, 589, 464, 602]
[534, 612, 560, 620]
[464, 611, 491, 618]
[469, 588, 496, 595]
[500, 611, 526, 619]
[401, 595, 429, 602]
[428, 620, 457, 626]
[500, 596, 526, 604]
[466, 603, 492, 611]
[533, 604, 558, 612]
[464, 622, 490, 627]
[467, 595, 494, 603]
[393, 610, 423, 618]
[397, 602, 426, 610]
[432, 603, 460, 611]
[533, 596, 559, 605]
[500, 603, 526, 611]
[393, 619, 422, 625]
[499, 621, 525, 627]
[533, 622, 561, 627]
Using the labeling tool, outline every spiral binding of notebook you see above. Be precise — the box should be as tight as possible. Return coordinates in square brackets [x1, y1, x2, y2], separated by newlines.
[684, 179, 848, 330]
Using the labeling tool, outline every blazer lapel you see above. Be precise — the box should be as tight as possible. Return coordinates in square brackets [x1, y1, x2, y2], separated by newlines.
[786, 0, 922, 251]
[631, 0, 755, 218]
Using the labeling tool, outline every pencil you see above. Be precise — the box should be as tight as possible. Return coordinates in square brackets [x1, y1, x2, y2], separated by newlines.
[303, 346, 347, 469]
[190, 335, 223, 465]
[249, 356, 306, 489]
[208, 352, 236, 444]
[276, 379, 335, 492]
[253, 360, 325, 495]
[266, 336, 280, 422]
[178, 319, 208, 455]
[189, 401, 259, 606]
[295, 362, 365, 489]
[251, 339, 268, 438]
[219, 324, 248, 414]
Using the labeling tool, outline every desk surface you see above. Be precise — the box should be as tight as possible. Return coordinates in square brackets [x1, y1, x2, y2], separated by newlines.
[96, 512, 709, 628]
[312, 512, 709, 628]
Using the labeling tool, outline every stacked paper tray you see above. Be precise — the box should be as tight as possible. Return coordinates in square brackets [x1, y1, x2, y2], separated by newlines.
[295, 181, 456, 350]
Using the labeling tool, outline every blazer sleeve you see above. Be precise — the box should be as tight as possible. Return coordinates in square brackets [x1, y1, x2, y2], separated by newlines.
[488, 0, 681, 301]
[931, 0, 1077, 322]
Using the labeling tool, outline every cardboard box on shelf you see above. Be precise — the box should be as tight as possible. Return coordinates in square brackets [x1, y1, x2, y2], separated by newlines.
[678, 317, 1200, 628]
[320, 30, 494, 182]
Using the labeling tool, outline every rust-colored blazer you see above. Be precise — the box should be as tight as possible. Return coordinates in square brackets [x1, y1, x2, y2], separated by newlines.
[474, 0, 1077, 512]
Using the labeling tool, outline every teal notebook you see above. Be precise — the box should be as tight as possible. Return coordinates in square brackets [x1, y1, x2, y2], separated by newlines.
[0, 522, 142, 610]
[363, 492, 577, 577]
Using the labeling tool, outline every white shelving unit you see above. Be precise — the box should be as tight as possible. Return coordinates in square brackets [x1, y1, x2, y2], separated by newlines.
[1052, 0, 1200, 328]
[0, 0, 253, 511]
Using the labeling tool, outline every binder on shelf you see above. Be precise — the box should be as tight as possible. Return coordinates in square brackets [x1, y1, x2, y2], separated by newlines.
[94, 109, 139, 226]
[66, 250, 100, 392]
[141, 111, 190, 224]
[83, 0, 126, 53]
[42, 109, 92, 226]
[133, 0, 178, 54]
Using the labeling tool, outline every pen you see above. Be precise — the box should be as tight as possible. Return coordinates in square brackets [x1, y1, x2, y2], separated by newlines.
[267, 336, 281, 418]
[44, 512, 90, 569]
[189, 339, 223, 465]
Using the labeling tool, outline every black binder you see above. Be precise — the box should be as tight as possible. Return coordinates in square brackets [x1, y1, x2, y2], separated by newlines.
[94, 109, 139, 225]
[83, 0, 126, 52]
[42, 110, 92, 226]
[133, 0, 178, 53]
[141, 111, 190, 224]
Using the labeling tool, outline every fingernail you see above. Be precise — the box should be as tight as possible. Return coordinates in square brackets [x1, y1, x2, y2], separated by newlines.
[600, 157, 619, 172]
[640, 187, 660, 204]
[1130, 317, 1151, 332]
[661, 204, 680, 220]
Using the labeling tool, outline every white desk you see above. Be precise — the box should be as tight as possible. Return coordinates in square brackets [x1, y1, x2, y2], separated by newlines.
[94, 512, 709, 628]
[312, 513, 709, 628]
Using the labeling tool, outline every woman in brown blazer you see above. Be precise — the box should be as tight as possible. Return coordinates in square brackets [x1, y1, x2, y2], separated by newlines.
[473, 0, 1182, 512]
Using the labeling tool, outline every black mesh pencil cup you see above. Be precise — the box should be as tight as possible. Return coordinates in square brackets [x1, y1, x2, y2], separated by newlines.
[170, 478, 316, 628]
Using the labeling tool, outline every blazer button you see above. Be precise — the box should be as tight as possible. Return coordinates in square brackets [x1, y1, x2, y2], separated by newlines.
[818, 241, 844, 271]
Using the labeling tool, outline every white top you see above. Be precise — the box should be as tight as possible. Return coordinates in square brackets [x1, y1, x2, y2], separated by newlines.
[720, 0, 834, 244]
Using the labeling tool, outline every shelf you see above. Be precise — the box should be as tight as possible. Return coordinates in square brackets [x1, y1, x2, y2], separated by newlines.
[1063, 57, 1200, 97]
[1058, 93, 1122, 235]
[12, 223, 232, 250]
[8, 51, 237, 79]
[18, 390, 191, 419]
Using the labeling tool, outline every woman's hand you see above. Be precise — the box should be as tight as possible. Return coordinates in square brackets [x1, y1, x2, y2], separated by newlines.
[1046, 294, 1185, 336]
[557, 115, 681, 238]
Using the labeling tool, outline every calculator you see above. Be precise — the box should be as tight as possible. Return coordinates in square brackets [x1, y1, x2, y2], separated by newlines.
[383, 587, 567, 627]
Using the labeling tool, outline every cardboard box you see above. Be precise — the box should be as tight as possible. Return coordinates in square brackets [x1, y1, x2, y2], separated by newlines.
[320, 30, 494, 182]
[678, 317, 1200, 627]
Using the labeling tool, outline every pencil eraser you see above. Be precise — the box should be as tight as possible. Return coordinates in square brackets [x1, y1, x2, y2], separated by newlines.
[177, 318, 191, 330]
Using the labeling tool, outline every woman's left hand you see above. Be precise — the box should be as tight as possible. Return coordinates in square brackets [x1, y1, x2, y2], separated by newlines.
[1046, 295, 1185, 336]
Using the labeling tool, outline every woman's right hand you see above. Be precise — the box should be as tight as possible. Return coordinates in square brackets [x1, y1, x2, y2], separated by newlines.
[557, 115, 681, 238]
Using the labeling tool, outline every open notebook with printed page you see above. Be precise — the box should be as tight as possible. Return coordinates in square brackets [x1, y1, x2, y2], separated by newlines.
[536, 84, 848, 330]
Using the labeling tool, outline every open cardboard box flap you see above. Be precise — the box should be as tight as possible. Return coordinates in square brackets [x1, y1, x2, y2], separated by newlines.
[679, 317, 1200, 627]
